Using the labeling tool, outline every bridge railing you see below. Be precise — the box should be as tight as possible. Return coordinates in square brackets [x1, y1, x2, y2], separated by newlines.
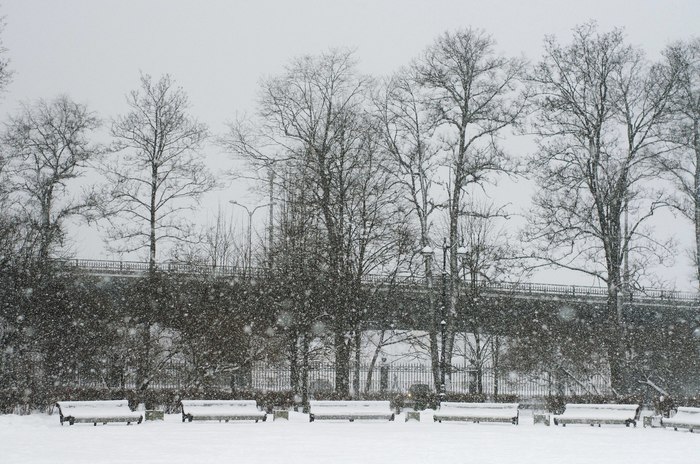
[57, 258, 700, 303]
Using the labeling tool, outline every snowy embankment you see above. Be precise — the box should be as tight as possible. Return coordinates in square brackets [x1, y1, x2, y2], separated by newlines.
[1, 410, 697, 464]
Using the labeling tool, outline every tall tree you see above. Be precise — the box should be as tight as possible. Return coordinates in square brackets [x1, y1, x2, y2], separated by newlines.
[0, 15, 13, 100]
[2, 96, 101, 261]
[411, 28, 526, 390]
[525, 23, 676, 394]
[102, 73, 213, 390]
[224, 50, 400, 394]
[102, 73, 214, 271]
[660, 38, 700, 288]
[456, 201, 518, 394]
[375, 72, 442, 386]
[268, 169, 329, 403]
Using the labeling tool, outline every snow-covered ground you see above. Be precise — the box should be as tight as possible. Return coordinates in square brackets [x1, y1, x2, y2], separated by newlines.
[1, 410, 697, 463]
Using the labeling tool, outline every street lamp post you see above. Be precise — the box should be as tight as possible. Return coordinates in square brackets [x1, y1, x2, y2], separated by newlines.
[229, 201, 271, 275]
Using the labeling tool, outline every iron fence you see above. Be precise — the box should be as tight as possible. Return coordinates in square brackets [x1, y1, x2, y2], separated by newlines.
[64, 361, 611, 398]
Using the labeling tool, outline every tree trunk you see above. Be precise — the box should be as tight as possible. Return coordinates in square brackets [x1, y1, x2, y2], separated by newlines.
[492, 336, 500, 399]
[334, 330, 351, 396]
[288, 329, 299, 395]
[150, 165, 158, 273]
[353, 330, 361, 395]
[606, 279, 630, 395]
[365, 331, 386, 393]
[694, 118, 700, 289]
[301, 332, 309, 410]
[424, 257, 441, 391]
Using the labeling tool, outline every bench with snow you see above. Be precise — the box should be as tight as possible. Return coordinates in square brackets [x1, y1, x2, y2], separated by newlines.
[180, 400, 267, 423]
[662, 407, 700, 432]
[55, 400, 143, 426]
[433, 402, 520, 425]
[308, 400, 395, 422]
[552, 403, 639, 427]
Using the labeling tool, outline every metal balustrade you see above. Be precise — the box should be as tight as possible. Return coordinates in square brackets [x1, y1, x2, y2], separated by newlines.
[55, 258, 700, 304]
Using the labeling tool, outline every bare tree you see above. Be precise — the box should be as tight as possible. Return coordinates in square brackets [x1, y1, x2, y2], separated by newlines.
[375, 72, 443, 386]
[102, 73, 214, 271]
[525, 23, 676, 394]
[224, 50, 405, 395]
[171, 205, 243, 270]
[660, 38, 700, 288]
[455, 201, 519, 393]
[0, 14, 13, 100]
[411, 28, 527, 390]
[2, 96, 101, 261]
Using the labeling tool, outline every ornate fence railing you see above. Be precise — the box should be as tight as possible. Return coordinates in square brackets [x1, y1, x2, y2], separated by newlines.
[60, 361, 610, 398]
[57, 258, 700, 304]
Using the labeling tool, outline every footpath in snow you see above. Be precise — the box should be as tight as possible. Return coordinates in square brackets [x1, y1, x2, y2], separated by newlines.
[1, 410, 697, 464]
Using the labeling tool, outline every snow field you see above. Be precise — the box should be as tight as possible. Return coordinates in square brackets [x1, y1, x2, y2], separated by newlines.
[1, 410, 697, 464]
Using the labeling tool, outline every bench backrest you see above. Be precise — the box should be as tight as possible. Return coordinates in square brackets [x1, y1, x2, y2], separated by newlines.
[561, 403, 639, 420]
[309, 400, 391, 412]
[673, 407, 700, 418]
[439, 402, 519, 411]
[563, 403, 638, 412]
[56, 400, 132, 411]
[180, 400, 259, 411]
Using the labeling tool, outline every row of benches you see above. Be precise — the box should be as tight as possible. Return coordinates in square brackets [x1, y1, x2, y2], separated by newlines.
[54, 400, 700, 432]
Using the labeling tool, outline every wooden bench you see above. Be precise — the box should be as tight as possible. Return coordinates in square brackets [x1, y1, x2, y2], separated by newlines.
[308, 400, 395, 422]
[552, 403, 639, 427]
[55, 400, 143, 426]
[433, 402, 520, 424]
[662, 407, 700, 432]
[180, 400, 267, 423]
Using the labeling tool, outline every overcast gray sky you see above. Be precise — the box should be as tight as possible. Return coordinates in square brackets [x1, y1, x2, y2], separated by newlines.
[2, 0, 699, 288]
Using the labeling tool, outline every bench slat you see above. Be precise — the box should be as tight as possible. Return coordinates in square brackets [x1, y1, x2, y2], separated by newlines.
[180, 399, 266, 423]
[308, 401, 394, 422]
[433, 402, 519, 425]
[662, 407, 700, 431]
[553, 403, 639, 427]
[55, 400, 143, 426]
